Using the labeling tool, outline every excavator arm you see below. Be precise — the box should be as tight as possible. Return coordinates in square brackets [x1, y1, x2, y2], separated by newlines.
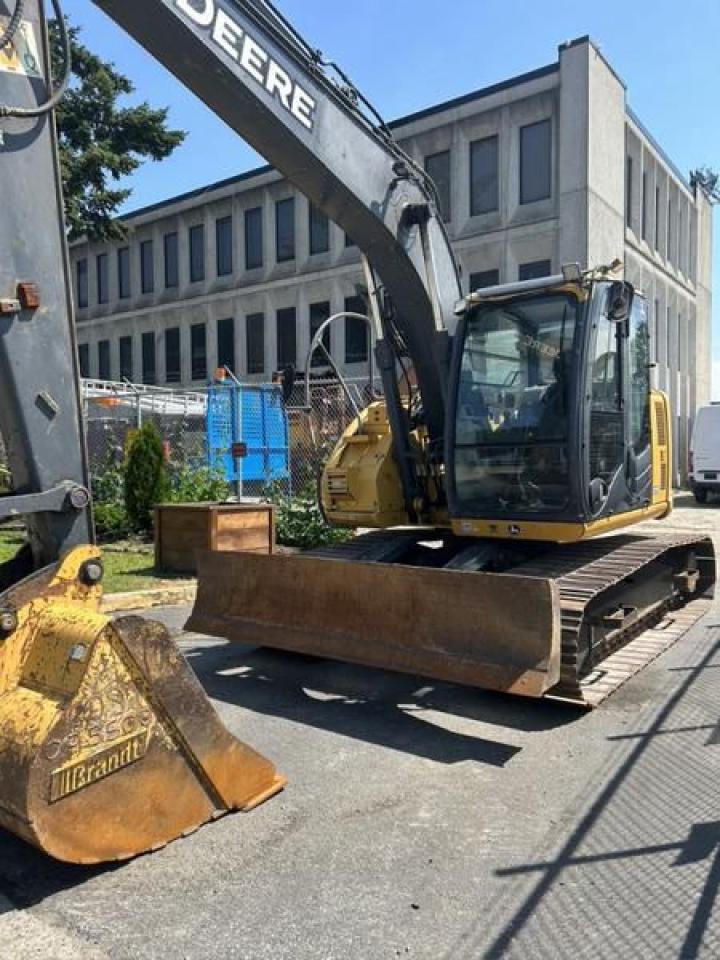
[93, 0, 463, 509]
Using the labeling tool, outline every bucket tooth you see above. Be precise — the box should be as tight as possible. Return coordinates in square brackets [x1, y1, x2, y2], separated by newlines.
[0, 546, 284, 864]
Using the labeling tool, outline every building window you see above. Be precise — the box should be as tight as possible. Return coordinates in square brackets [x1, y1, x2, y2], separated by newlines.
[655, 186, 661, 251]
[119, 335, 133, 381]
[78, 343, 90, 378]
[345, 233, 356, 248]
[470, 135, 499, 216]
[118, 247, 130, 299]
[164, 232, 179, 288]
[625, 156, 633, 228]
[189, 224, 205, 283]
[191, 323, 207, 381]
[641, 172, 648, 240]
[245, 207, 263, 269]
[666, 305, 672, 370]
[276, 306, 296, 367]
[344, 295, 368, 365]
[518, 260, 551, 281]
[216, 215, 233, 277]
[96, 254, 109, 305]
[309, 301, 332, 367]
[165, 327, 181, 384]
[425, 150, 452, 222]
[140, 240, 154, 295]
[309, 204, 330, 255]
[520, 119, 552, 205]
[667, 196, 673, 264]
[276, 198, 296, 263]
[653, 299, 660, 364]
[142, 331, 156, 385]
[76, 258, 88, 309]
[98, 339, 110, 380]
[246, 312, 265, 374]
[217, 316, 235, 373]
[469, 269, 499, 292]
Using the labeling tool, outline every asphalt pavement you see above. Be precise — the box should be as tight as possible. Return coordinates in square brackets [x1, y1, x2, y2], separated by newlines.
[0, 494, 719, 959]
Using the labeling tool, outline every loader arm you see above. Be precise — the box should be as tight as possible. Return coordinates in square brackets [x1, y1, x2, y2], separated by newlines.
[92, 0, 463, 508]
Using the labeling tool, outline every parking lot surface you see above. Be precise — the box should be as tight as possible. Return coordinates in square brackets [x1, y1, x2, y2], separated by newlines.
[1, 494, 719, 959]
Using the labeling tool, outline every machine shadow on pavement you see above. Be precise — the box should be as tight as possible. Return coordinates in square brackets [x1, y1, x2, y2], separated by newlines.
[184, 636, 582, 767]
[443, 627, 720, 960]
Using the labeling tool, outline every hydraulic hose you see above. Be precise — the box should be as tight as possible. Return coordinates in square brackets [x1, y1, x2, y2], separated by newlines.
[0, 0, 71, 118]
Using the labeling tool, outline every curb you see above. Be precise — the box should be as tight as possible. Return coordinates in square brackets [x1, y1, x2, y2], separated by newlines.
[101, 583, 197, 613]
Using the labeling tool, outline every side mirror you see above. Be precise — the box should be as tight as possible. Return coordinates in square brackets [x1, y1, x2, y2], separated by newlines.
[608, 281, 633, 323]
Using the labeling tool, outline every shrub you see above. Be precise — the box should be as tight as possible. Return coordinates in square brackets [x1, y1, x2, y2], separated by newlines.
[93, 501, 130, 538]
[167, 464, 229, 504]
[123, 422, 169, 533]
[267, 483, 352, 550]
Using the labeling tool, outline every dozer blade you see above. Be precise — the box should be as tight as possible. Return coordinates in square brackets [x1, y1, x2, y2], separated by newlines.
[0, 546, 284, 864]
[187, 550, 562, 697]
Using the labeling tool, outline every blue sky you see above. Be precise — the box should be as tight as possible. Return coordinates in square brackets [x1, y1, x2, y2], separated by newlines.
[65, 0, 719, 392]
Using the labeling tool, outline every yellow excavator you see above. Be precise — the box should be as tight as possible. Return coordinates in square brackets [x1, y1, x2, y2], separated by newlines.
[0, 0, 712, 867]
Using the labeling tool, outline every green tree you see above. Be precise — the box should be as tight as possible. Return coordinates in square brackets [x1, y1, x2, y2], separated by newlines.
[124, 423, 169, 533]
[49, 20, 186, 242]
[690, 167, 720, 204]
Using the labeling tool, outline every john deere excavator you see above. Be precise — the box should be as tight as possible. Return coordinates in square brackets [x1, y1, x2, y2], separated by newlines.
[0, 0, 713, 864]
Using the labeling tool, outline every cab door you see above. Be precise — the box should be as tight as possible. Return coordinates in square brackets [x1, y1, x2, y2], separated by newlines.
[624, 295, 652, 504]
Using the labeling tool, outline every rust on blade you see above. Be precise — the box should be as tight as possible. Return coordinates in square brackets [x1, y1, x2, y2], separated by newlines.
[188, 550, 562, 698]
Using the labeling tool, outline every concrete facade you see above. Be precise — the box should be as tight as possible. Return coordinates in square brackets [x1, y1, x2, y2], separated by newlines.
[71, 36, 712, 478]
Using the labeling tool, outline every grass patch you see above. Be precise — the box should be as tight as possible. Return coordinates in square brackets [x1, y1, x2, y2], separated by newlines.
[0, 530, 191, 595]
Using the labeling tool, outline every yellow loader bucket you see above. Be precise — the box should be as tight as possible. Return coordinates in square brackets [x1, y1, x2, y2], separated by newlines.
[188, 551, 561, 698]
[0, 546, 284, 864]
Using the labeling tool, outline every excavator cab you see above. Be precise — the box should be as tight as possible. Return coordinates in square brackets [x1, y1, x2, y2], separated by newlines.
[447, 273, 670, 543]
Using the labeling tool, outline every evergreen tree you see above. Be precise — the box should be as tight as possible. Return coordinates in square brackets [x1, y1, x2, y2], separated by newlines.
[49, 20, 186, 241]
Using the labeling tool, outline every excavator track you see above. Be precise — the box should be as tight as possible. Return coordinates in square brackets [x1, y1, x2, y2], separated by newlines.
[508, 533, 715, 706]
[308, 530, 715, 706]
[189, 530, 714, 708]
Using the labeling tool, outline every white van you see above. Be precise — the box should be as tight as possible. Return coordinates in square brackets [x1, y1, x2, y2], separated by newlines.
[689, 404, 720, 503]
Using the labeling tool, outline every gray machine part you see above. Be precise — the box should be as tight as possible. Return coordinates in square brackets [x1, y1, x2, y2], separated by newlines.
[0, 0, 93, 571]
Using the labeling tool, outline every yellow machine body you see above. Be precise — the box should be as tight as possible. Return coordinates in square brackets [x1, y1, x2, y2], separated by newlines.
[0, 546, 284, 864]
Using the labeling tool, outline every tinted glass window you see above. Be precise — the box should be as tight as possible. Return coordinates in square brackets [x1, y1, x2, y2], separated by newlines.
[216, 215, 233, 277]
[165, 327, 181, 384]
[164, 232, 179, 288]
[245, 207, 263, 269]
[469, 269, 499, 293]
[78, 343, 90, 378]
[309, 301, 331, 367]
[520, 119, 552, 204]
[629, 296, 650, 454]
[454, 294, 578, 515]
[589, 307, 623, 486]
[276, 307, 296, 367]
[140, 240, 154, 294]
[191, 323, 207, 381]
[470, 136, 498, 215]
[246, 312, 265, 374]
[119, 336, 133, 381]
[217, 316, 235, 373]
[189, 224, 205, 283]
[96, 254, 109, 304]
[276, 198, 295, 263]
[77, 258, 88, 309]
[142, 331, 156, 385]
[344, 295, 368, 364]
[118, 247, 130, 299]
[425, 150, 452, 222]
[309, 204, 330, 255]
[519, 260, 552, 282]
[345, 233, 356, 248]
[98, 339, 111, 380]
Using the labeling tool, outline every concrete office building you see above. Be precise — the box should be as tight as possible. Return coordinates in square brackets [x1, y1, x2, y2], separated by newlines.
[72, 36, 712, 479]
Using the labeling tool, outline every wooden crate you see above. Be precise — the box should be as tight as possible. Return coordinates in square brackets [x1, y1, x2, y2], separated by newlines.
[155, 503, 275, 575]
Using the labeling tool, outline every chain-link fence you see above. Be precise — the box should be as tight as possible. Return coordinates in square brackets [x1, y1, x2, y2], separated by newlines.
[83, 377, 370, 499]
